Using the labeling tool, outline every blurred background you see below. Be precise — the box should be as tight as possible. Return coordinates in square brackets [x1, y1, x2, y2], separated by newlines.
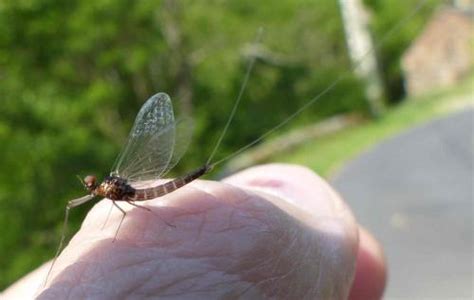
[0, 0, 472, 298]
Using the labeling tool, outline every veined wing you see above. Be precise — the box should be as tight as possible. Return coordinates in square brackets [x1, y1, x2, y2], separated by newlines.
[111, 93, 193, 183]
[125, 117, 194, 186]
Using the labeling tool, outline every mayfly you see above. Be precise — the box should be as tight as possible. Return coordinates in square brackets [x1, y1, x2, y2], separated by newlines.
[43, 93, 214, 286]
[72, 92, 213, 227]
[43, 29, 260, 287]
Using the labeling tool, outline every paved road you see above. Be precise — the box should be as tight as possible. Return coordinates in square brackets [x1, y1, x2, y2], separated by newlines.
[331, 109, 473, 299]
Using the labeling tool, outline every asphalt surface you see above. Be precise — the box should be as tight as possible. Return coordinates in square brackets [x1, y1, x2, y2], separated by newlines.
[331, 108, 473, 299]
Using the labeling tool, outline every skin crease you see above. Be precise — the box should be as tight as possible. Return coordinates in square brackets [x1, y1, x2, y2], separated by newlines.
[2, 164, 386, 299]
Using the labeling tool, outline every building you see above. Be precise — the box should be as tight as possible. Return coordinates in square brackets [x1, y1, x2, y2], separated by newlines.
[401, 6, 473, 96]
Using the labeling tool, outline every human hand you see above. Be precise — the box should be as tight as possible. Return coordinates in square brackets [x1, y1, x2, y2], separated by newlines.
[2, 164, 385, 299]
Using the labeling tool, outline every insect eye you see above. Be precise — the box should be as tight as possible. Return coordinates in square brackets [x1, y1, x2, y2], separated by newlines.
[84, 175, 96, 187]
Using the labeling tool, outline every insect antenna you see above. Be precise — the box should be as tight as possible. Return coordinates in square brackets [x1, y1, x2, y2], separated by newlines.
[76, 174, 85, 187]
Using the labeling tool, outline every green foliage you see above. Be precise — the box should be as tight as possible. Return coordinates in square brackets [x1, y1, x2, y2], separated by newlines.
[0, 0, 440, 288]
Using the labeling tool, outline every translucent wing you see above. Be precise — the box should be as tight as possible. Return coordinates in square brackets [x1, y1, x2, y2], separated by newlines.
[156, 117, 194, 177]
[111, 93, 192, 183]
[125, 117, 194, 185]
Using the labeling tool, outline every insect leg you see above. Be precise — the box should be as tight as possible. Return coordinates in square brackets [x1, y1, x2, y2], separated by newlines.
[101, 201, 114, 230]
[125, 200, 151, 211]
[43, 194, 94, 287]
[112, 201, 126, 242]
[126, 200, 175, 228]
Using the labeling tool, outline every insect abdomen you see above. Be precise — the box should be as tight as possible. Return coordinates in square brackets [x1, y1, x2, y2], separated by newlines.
[131, 164, 212, 201]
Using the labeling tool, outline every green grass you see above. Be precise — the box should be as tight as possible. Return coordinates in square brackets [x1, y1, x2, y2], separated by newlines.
[274, 75, 474, 178]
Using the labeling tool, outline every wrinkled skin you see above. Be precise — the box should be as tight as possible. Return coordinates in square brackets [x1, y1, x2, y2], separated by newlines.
[3, 164, 385, 300]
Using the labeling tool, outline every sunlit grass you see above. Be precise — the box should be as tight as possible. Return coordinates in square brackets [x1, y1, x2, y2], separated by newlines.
[275, 75, 474, 178]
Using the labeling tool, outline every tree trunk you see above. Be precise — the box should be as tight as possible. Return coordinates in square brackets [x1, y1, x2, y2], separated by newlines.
[338, 0, 386, 117]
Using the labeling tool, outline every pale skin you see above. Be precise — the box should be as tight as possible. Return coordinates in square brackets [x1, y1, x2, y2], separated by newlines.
[2, 164, 386, 299]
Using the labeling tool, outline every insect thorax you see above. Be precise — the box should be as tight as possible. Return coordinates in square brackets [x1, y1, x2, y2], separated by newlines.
[96, 176, 135, 200]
